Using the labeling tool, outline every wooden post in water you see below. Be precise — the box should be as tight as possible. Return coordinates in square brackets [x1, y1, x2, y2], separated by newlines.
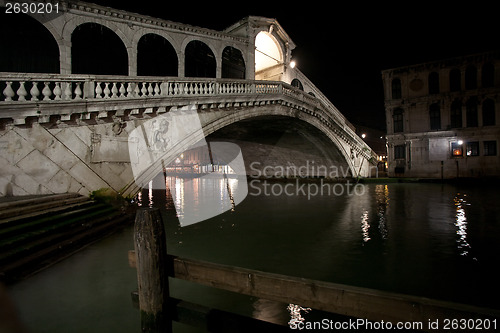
[133, 208, 171, 333]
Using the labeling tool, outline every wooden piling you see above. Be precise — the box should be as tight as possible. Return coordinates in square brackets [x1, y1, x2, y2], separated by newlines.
[133, 208, 171, 333]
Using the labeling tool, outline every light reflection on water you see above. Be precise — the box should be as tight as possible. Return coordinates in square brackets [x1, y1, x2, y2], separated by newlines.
[7, 179, 500, 333]
[454, 193, 472, 257]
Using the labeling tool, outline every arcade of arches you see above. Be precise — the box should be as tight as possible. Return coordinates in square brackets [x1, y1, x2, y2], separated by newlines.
[0, 12, 286, 82]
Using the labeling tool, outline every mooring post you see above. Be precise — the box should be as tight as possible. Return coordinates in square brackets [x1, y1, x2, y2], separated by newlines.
[133, 208, 171, 333]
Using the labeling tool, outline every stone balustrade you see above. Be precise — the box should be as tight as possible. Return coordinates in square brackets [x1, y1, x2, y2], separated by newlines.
[0, 74, 291, 102]
[0, 73, 376, 162]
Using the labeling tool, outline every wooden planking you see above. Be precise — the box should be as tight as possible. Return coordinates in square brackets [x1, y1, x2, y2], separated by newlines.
[167, 255, 500, 325]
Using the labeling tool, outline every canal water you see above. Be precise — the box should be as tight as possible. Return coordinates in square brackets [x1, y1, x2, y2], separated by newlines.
[7, 177, 500, 332]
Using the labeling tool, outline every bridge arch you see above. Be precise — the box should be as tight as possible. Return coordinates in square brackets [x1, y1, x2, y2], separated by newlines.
[137, 33, 178, 76]
[0, 12, 60, 73]
[123, 106, 357, 197]
[221, 46, 246, 79]
[71, 22, 129, 75]
[184, 39, 217, 78]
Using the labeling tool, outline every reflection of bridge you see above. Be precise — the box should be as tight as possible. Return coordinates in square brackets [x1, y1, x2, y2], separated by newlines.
[0, 0, 377, 197]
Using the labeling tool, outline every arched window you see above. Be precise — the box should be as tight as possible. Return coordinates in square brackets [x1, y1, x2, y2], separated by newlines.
[291, 79, 304, 91]
[0, 12, 59, 73]
[393, 108, 404, 133]
[465, 65, 477, 90]
[222, 46, 245, 79]
[466, 97, 478, 127]
[391, 78, 401, 99]
[482, 98, 495, 126]
[137, 34, 178, 77]
[450, 100, 462, 128]
[449, 68, 461, 92]
[429, 103, 441, 130]
[428, 72, 439, 94]
[185, 40, 216, 78]
[72, 23, 128, 75]
[481, 62, 495, 88]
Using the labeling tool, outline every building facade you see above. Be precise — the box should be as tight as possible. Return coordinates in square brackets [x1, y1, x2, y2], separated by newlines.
[382, 51, 500, 179]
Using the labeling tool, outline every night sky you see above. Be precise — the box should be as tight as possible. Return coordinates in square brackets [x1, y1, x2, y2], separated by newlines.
[90, 1, 499, 131]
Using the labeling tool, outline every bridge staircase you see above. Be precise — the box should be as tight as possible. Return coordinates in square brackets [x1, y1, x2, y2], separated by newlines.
[0, 193, 132, 284]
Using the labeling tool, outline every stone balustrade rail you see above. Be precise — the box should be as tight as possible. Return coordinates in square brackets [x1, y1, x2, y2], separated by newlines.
[0, 73, 376, 161]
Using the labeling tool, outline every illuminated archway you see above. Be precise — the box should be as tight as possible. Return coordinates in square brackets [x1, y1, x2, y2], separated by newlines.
[255, 31, 283, 73]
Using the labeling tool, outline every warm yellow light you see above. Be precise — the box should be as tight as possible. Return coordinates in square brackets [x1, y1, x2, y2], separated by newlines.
[255, 31, 282, 72]
[290, 60, 296, 68]
[361, 133, 366, 139]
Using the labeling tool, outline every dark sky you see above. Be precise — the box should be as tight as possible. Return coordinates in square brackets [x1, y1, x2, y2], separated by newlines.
[90, 1, 498, 131]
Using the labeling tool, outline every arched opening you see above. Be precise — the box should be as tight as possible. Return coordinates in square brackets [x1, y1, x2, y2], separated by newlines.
[0, 12, 59, 73]
[71, 23, 128, 75]
[222, 46, 245, 79]
[185, 40, 216, 78]
[291, 79, 304, 91]
[137, 33, 178, 77]
[255, 31, 283, 80]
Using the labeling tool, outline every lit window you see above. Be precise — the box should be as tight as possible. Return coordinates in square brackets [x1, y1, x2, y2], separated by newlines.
[451, 142, 463, 157]
[466, 142, 479, 156]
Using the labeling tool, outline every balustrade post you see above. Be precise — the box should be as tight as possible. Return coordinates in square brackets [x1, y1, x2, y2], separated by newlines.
[111, 82, 118, 98]
[42, 82, 52, 100]
[3, 82, 15, 101]
[17, 82, 27, 101]
[95, 82, 103, 99]
[126, 82, 134, 98]
[30, 82, 40, 101]
[74, 83, 83, 99]
[103, 83, 111, 98]
[63, 82, 72, 100]
[53, 83, 62, 100]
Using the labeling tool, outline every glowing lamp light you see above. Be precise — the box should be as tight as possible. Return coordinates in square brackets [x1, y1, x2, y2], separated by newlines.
[289, 60, 296, 68]
[457, 140, 463, 145]
[361, 133, 366, 139]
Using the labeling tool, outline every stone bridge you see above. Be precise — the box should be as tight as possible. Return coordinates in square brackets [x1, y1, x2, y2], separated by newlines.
[0, 0, 377, 197]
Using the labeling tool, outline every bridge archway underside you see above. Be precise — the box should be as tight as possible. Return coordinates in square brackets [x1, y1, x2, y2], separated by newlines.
[0, 76, 377, 197]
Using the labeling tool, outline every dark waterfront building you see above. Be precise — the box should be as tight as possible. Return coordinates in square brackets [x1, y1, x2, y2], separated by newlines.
[382, 51, 500, 178]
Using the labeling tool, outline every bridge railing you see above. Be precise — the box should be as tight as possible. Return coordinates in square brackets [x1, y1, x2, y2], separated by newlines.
[0, 72, 377, 162]
[0, 73, 291, 102]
